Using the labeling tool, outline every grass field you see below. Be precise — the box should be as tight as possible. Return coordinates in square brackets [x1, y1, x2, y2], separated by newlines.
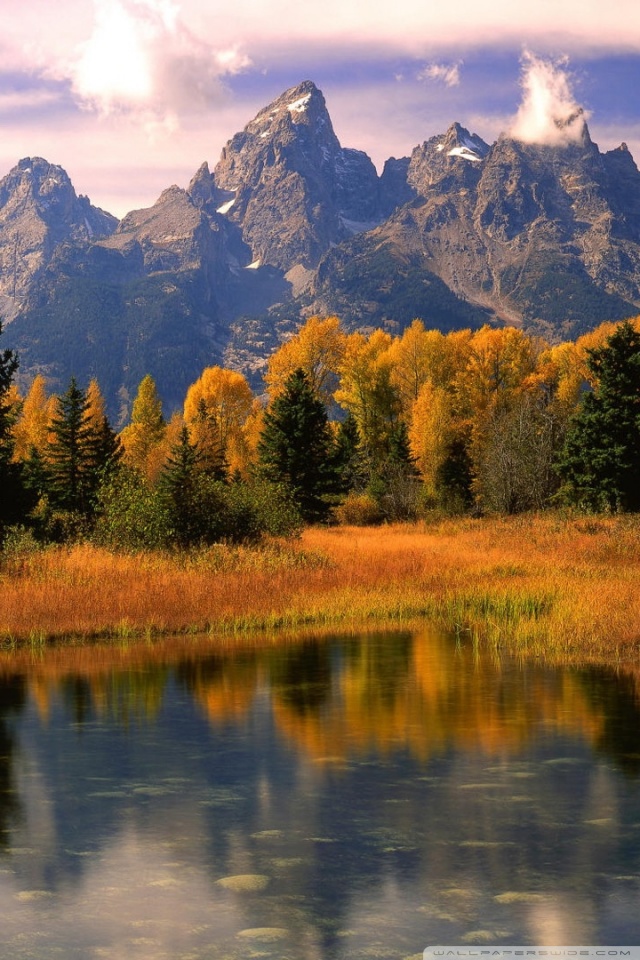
[2, 513, 640, 664]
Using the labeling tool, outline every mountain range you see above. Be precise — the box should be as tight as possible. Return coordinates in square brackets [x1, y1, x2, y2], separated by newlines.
[3, 79, 640, 421]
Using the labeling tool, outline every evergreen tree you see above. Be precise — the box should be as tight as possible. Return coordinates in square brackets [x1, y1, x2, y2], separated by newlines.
[556, 320, 640, 511]
[47, 377, 107, 517]
[192, 397, 228, 480]
[0, 323, 31, 536]
[334, 413, 366, 493]
[387, 421, 418, 473]
[159, 425, 206, 546]
[258, 368, 338, 522]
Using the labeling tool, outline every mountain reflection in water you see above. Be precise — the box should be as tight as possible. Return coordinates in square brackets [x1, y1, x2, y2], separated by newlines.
[0, 627, 639, 959]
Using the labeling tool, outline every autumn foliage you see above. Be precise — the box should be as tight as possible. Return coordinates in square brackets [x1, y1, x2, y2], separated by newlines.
[3, 313, 640, 550]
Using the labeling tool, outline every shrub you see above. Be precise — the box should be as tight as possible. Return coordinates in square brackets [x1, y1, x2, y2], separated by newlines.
[93, 467, 173, 551]
[333, 492, 384, 526]
[223, 480, 302, 542]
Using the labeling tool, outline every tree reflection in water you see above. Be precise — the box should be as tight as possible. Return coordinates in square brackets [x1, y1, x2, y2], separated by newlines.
[0, 630, 639, 957]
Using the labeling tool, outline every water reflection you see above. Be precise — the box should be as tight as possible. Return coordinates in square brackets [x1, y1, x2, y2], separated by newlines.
[0, 628, 639, 958]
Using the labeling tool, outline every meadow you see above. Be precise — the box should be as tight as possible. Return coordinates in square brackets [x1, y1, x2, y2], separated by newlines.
[2, 512, 640, 665]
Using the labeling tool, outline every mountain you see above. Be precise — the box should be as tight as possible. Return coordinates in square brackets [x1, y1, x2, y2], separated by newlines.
[213, 80, 382, 279]
[308, 120, 640, 338]
[2, 83, 640, 420]
[0, 158, 117, 323]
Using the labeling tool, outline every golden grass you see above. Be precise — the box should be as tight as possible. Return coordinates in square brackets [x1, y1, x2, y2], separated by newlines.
[2, 513, 640, 664]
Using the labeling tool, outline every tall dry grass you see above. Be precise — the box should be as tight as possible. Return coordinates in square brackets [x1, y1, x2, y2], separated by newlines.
[2, 513, 640, 663]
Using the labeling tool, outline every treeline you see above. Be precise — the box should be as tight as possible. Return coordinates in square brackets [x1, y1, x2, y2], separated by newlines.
[2, 313, 640, 549]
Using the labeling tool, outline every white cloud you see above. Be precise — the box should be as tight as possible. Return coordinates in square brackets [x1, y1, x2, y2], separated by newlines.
[417, 62, 462, 87]
[510, 51, 588, 146]
[0, 89, 60, 114]
[2, 0, 640, 220]
[66, 0, 251, 124]
[182, 0, 640, 54]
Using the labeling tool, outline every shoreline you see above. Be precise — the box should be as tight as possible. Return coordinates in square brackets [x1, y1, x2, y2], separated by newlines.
[2, 513, 640, 667]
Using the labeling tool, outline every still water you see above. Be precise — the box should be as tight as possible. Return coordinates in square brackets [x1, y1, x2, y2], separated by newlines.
[1, 627, 640, 959]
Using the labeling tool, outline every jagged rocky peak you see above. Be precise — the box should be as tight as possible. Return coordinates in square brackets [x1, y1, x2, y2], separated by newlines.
[244, 79, 336, 141]
[212, 79, 382, 271]
[438, 122, 490, 161]
[407, 123, 490, 195]
[99, 180, 224, 276]
[0, 156, 118, 323]
[214, 80, 342, 195]
[0, 156, 117, 237]
[187, 161, 226, 212]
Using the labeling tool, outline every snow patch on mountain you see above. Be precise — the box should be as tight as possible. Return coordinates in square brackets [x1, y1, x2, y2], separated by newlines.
[288, 93, 311, 113]
[448, 146, 483, 162]
[216, 197, 236, 215]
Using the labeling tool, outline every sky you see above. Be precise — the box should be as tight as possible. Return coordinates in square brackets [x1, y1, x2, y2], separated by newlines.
[2, 0, 640, 218]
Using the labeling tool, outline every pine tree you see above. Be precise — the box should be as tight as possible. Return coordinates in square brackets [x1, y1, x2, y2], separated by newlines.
[47, 378, 94, 515]
[556, 320, 640, 511]
[191, 397, 228, 480]
[258, 368, 338, 522]
[0, 323, 31, 536]
[334, 413, 366, 493]
[159, 425, 207, 546]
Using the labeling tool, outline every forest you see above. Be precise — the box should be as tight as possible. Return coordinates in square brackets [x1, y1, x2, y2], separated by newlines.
[2, 313, 640, 552]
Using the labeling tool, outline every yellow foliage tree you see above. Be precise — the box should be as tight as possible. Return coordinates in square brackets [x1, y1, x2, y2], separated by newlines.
[335, 329, 399, 461]
[409, 381, 456, 496]
[183, 366, 254, 477]
[264, 315, 347, 402]
[387, 321, 469, 415]
[456, 325, 544, 417]
[119, 374, 166, 483]
[11, 375, 57, 462]
[85, 378, 107, 433]
[242, 398, 266, 473]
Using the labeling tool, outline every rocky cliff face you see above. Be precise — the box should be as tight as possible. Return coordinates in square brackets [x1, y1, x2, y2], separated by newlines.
[0, 158, 117, 322]
[212, 80, 382, 275]
[309, 119, 640, 337]
[3, 85, 640, 418]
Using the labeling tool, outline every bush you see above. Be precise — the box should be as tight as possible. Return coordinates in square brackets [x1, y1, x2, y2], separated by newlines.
[0, 525, 44, 566]
[93, 468, 302, 551]
[93, 467, 173, 551]
[333, 492, 384, 526]
[235, 479, 302, 539]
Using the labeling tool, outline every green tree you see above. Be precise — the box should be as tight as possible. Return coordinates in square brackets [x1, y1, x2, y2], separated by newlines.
[47, 378, 93, 515]
[258, 369, 338, 522]
[47, 377, 117, 520]
[159, 425, 207, 547]
[556, 320, 640, 511]
[334, 413, 366, 493]
[0, 323, 31, 538]
[94, 465, 172, 551]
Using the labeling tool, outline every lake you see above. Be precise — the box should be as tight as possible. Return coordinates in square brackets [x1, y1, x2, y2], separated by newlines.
[1, 626, 640, 959]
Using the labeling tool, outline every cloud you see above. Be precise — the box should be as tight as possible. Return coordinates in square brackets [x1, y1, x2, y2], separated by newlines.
[67, 0, 251, 124]
[181, 0, 640, 56]
[417, 62, 462, 87]
[0, 89, 61, 115]
[509, 51, 589, 146]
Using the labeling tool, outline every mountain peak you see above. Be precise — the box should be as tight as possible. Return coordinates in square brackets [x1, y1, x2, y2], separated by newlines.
[242, 79, 333, 143]
[0, 156, 118, 322]
[213, 79, 380, 271]
[440, 123, 490, 162]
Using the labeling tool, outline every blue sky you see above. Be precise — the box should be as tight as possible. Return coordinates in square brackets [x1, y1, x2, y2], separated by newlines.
[2, 0, 640, 217]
